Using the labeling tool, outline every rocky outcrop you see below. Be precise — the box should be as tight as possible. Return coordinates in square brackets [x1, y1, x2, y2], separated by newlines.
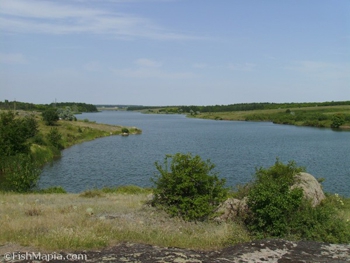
[291, 172, 326, 207]
[2, 240, 349, 262]
[214, 197, 248, 222]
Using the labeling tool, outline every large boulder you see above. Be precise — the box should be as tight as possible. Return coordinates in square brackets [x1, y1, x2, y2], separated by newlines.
[291, 172, 326, 207]
[214, 197, 248, 222]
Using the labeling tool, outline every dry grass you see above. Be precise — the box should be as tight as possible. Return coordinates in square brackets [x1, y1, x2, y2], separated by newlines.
[0, 192, 250, 252]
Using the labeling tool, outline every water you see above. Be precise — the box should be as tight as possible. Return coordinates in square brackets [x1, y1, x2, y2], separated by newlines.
[39, 111, 350, 196]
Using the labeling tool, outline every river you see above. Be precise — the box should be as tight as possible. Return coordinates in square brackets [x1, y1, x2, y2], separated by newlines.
[38, 111, 350, 196]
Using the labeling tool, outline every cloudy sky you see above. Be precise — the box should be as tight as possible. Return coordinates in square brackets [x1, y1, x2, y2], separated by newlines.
[0, 0, 349, 106]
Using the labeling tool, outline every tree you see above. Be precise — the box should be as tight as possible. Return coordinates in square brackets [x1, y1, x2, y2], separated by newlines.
[42, 107, 59, 126]
[0, 111, 40, 192]
[0, 111, 37, 156]
[151, 153, 228, 221]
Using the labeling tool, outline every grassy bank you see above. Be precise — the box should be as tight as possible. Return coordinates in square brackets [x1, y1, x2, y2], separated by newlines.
[0, 188, 250, 251]
[26, 111, 141, 166]
[190, 105, 350, 129]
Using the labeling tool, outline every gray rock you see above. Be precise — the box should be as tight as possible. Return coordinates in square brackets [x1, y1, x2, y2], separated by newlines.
[292, 172, 326, 207]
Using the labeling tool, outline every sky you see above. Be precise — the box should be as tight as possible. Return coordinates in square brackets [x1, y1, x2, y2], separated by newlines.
[0, 0, 349, 106]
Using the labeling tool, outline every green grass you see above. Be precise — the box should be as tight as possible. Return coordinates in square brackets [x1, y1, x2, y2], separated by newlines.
[193, 105, 350, 129]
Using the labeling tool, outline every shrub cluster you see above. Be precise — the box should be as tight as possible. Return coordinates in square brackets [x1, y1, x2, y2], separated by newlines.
[152, 153, 350, 243]
[245, 159, 350, 243]
[151, 153, 228, 221]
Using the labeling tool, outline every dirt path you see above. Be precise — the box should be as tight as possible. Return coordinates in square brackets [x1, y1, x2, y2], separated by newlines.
[1, 239, 349, 263]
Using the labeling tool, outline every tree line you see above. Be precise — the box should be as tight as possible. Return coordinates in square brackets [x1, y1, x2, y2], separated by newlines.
[0, 100, 98, 113]
[127, 101, 350, 113]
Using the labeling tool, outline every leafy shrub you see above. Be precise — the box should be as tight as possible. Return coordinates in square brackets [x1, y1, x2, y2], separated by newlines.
[331, 114, 345, 128]
[47, 127, 63, 149]
[42, 107, 59, 126]
[246, 159, 305, 237]
[121, 128, 129, 134]
[244, 160, 350, 243]
[151, 153, 228, 221]
[0, 154, 40, 192]
[289, 198, 350, 243]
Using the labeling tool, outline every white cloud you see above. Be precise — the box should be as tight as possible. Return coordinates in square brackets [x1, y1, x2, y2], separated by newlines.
[228, 62, 256, 72]
[0, 53, 27, 64]
[0, 0, 200, 40]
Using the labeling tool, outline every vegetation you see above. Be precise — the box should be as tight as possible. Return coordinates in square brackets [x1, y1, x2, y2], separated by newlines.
[0, 100, 98, 113]
[244, 160, 350, 243]
[0, 192, 249, 250]
[0, 109, 141, 193]
[127, 101, 350, 113]
[42, 107, 59, 126]
[151, 153, 228, 221]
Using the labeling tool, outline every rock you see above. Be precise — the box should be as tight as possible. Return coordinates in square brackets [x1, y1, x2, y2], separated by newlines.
[215, 197, 248, 222]
[291, 172, 326, 207]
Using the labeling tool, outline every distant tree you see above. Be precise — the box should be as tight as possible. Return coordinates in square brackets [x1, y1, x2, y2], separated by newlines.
[42, 107, 59, 126]
[57, 107, 76, 121]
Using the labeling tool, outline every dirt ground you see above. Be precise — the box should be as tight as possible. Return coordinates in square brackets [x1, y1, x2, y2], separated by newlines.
[1, 239, 349, 263]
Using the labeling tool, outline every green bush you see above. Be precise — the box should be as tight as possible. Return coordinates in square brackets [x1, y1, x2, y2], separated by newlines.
[331, 114, 345, 128]
[244, 159, 350, 243]
[0, 154, 40, 192]
[246, 159, 305, 237]
[42, 107, 59, 126]
[121, 128, 129, 134]
[47, 127, 63, 149]
[151, 153, 228, 221]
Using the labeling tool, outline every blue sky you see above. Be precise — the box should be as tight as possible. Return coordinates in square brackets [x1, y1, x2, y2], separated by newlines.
[0, 0, 349, 106]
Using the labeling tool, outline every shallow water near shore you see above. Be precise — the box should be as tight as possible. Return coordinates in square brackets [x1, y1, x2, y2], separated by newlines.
[39, 111, 350, 196]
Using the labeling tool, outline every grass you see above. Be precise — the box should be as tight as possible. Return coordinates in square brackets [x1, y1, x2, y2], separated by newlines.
[0, 191, 251, 251]
[192, 105, 350, 129]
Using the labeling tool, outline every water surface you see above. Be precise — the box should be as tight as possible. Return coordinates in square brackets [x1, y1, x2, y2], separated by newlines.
[39, 111, 350, 196]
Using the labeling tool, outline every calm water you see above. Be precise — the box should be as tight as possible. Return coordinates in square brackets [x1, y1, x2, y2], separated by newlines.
[39, 111, 350, 196]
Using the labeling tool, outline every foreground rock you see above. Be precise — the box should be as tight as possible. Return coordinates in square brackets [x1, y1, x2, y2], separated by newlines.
[291, 172, 326, 207]
[1, 240, 349, 263]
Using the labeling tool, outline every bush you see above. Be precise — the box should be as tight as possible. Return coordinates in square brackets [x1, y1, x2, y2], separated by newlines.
[47, 128, 63, 149]
[244, 159, 350, 243]
[121, 128, 129, 134]
[0, 154, 40, 192]
[151, 153, 228, 221]
[331, 114, 345, 128]
[42, 107, 59, 126]
[246, 159, 305, 237]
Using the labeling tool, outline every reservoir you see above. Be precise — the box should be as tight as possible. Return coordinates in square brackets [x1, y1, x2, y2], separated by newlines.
[38, 111, 350, 196]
